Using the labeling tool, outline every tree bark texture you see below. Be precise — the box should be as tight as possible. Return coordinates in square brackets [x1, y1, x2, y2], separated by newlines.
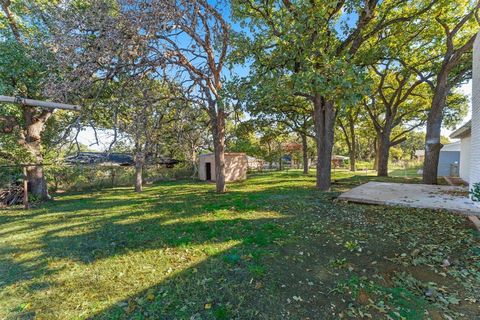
[423, 74, 448, 184]
[211, 106, 226, 193]
[23, 107, 51, 201]
[376, 130, 391, 177]
[313, 95, 335, 191]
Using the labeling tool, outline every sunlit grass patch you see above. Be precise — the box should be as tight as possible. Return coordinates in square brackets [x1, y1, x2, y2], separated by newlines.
[0, 169, 478, 319]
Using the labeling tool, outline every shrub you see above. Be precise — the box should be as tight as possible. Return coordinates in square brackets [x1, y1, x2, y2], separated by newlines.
[45, 164, 194, 192]
[470, 182, 480, 202]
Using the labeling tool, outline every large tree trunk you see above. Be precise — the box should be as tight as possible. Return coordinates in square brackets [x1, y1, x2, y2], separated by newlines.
[313, 95, 335, 190]
[23, 107, 51, 201]
[423, 74, 448, 184]
[26, 165, 48, 199]
[377, 131, 391, 177]
[301, 133, 309, 174]
[349, 151, 356, 172]
[211, 106, 226, 193]
[134, 151, 144, 192]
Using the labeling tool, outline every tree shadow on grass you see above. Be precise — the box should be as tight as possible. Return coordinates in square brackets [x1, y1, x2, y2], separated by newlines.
[0, 246, 50, 290]
[81, 184, 451, 319]
[88, 240, 317, 319]
[0, 208, 48, 225]
[0, 171, 401, 295]
[0, 180, 309, 298]
[4, 172, 474, 319]
[42, 217, 285, 264]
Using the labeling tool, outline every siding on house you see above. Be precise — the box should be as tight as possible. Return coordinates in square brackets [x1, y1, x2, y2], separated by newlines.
[460, 136, 471, 182]
[471, 32, 480, 190]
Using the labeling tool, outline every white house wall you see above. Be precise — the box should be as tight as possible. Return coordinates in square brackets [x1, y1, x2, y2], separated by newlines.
[471, 32, 480, 190]
[460, 136, 471, 182]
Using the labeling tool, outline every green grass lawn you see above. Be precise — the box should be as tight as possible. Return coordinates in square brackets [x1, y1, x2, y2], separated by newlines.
[1, 170, 479, 319]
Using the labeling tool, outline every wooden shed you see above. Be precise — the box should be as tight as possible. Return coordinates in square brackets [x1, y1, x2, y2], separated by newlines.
[199, 153, 248, 182]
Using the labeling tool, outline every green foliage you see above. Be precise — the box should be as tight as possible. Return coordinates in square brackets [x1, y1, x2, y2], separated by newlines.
[0, 40, 58, 164]
[398, 131, 425, 160]
[232, 0, 372, 110]
[0, 41, 46, 96]
[43, 165, 194, 192]
[343, 240, 360, 252]
[470, 183, 480, 202]
[443, 90, 469, 130]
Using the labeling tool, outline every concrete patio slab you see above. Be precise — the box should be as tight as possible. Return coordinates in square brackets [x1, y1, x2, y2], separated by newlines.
[338, 182, 480, 217]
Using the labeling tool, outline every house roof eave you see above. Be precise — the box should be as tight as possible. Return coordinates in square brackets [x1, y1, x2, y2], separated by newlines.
[450, 120, 472, 139]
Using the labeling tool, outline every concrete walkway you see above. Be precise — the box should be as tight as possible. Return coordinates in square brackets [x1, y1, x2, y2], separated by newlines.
[338, 182, 480, 216]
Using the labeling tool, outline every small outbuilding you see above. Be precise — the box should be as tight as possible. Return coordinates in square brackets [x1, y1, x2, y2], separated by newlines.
[437, 142, 461, 178]
[199, 153, 248, 182]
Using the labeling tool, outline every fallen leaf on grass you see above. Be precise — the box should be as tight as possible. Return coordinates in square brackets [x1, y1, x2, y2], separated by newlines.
[356, 289, 369, 305]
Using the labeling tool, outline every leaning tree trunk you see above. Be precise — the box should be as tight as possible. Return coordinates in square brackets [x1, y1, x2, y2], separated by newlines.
[301, 133, 309, 174]
[423, 75, 448, 185]
[313, 95, 336, 191]
[23, 107, 51, 201]
[134, 151, 144, 192]
[377, 131, 391, 177]
[211, 106, 226, 193]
